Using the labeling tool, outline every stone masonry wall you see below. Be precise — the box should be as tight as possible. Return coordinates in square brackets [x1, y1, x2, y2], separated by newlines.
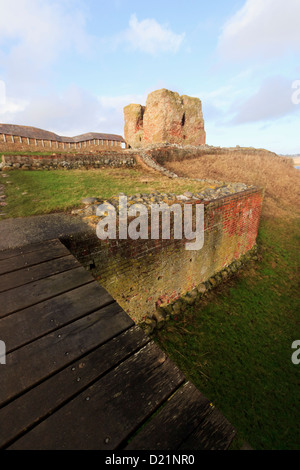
[63, 187, 264, 330]
[0, 152, 136, 170]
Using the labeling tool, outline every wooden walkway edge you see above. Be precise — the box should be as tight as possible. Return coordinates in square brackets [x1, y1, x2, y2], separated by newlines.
[0, 239, 236, 450]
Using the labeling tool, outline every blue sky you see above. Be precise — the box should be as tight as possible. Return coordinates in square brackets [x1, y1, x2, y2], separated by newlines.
[0, 0, 299, 153]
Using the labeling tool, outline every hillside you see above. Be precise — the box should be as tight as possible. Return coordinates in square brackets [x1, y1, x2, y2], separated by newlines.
[154, 147, 300, 450]
[163, 149, 300, 218]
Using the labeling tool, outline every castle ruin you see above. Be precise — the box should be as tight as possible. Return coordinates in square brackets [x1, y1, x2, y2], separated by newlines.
[124, 89, 206, 149]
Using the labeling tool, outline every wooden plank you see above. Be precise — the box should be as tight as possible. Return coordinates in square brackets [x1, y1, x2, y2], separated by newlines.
[178, 407, 236, 450]
[0, 302, 133, 407]
[9, 342, 185, 450]
[0, 239, 65, 261]
[0, 266, 94, 318]
[0, 255, 81, 293]
[0, 326, 149, 449]
[0, 282, 114, 353]
[0, 241, 71, 275]
[125, 382, 213, 450]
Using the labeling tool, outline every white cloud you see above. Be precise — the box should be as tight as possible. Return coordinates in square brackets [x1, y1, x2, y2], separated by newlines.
[0, 85, 136, 137]
[218, 0, 300, 60]
[0, 96, 28, 121]
[14, 86, 101, 135]
[0, 0, 91, 74]
[198, 70, 255, 123]
[122, 14, 185, 55]
[231, 76, 299, 124]
[0, 80, 6, 106]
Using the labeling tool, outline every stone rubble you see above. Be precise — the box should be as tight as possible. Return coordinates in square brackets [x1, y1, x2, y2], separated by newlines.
[0, 154, 136, 171]
[72, 183, 253, 218]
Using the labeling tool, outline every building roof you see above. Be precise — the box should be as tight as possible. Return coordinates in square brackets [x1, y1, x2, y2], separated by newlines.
[0, 124, 125, 143]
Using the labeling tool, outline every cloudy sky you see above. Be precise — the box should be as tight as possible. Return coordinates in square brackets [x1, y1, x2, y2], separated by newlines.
[0, 0, 299, 154]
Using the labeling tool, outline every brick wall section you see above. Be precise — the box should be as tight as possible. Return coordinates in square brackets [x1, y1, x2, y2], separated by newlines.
[63, 187, 264, 324]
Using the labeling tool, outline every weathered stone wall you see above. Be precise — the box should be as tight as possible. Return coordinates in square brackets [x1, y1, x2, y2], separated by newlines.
[63, 187, 264, 330]
[0, 134, 124, 153]
[124, 89, 206, 149]
[123, 104, 145, 149]
[0, 152, 136, 170]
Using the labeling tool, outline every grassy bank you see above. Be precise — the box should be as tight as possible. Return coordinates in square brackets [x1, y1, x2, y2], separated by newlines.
[1, 168, 210, 218]
[165, 151, 300, 218]
[154, 152, 300, 449]
[154, 215, 300, 449]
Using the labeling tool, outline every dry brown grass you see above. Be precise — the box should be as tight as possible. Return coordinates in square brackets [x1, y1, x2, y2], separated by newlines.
[164, 151, 300, 218]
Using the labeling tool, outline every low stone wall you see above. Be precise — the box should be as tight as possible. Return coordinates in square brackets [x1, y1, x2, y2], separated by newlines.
[0, 152, 136, 170]
[1, 144, 286, 173]
[63, 186, 264, 331]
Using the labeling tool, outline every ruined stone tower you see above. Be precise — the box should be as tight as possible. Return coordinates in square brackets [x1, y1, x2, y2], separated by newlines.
[124, 89, 206, 148]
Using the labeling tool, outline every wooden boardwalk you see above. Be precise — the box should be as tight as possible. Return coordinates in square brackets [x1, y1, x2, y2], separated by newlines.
[0, 239, 236, 450]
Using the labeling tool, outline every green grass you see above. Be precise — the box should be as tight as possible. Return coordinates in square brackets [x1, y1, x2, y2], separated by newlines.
[154, 216, 300, 450]
[1, 169, 211, 218]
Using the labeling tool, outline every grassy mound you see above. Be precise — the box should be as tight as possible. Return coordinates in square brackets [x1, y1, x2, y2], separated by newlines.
[165, 150, 300, 218]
